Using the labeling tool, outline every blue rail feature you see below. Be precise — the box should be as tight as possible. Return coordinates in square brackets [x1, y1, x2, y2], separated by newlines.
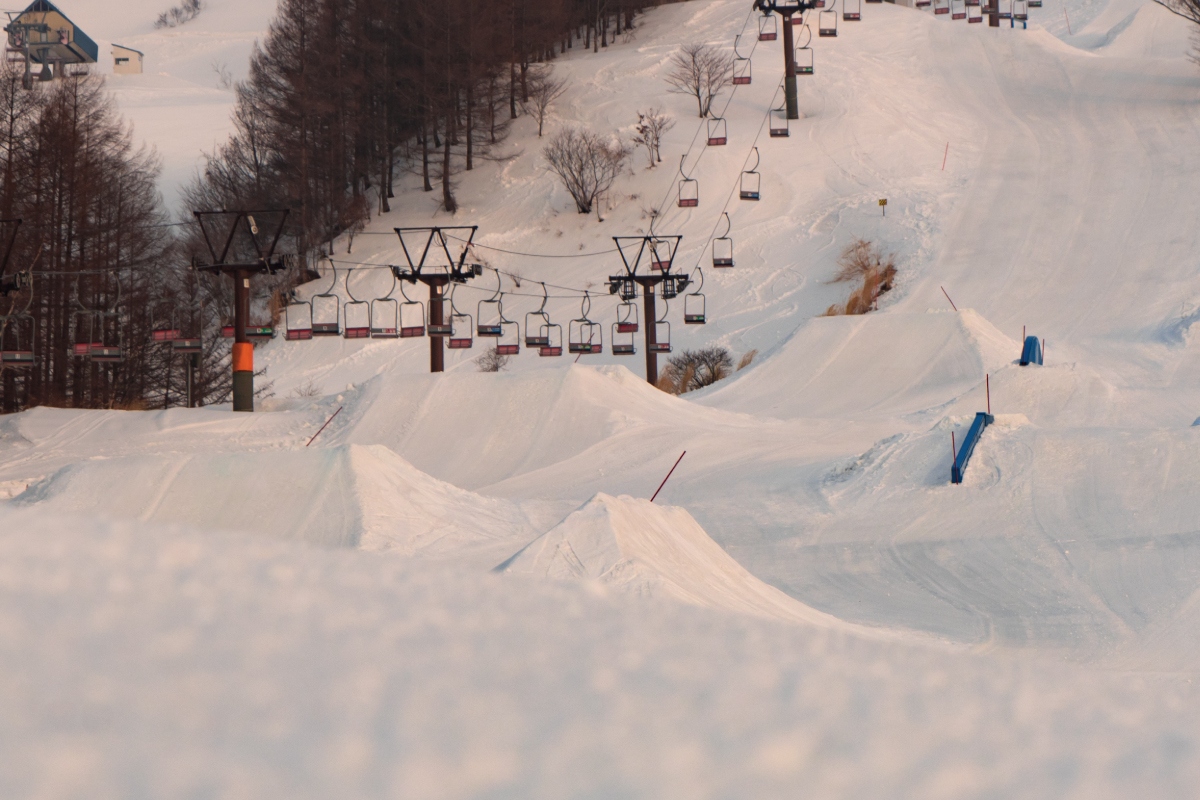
[1019, 335, 1042, 366]
[951, 412, 995, 484]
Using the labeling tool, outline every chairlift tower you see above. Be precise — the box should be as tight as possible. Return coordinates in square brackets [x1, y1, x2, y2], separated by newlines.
[609, 235, 691, 386]
[391, 226, 484, 374]
[753, 0, 821, 120]
[193, 210, 290, 412]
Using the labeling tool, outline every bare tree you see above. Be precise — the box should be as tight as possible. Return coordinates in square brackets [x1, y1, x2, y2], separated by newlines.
[665, 43, 733, 118]
[543, 127, 630, 215]
[476, 346, 511, 372]
[522, 66, 569, 138]
[631, 107, 675, 168]
[668, 346, 734, 392]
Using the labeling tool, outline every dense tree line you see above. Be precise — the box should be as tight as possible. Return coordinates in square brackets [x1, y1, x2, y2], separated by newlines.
[0, 67, 177, 412]
[185, 0, 667, 263]
[0, 0, 677, 414]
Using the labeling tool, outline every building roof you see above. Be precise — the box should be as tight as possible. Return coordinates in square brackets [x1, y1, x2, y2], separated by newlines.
[16, 0, 99, 64]
[111, 44, 144, 56]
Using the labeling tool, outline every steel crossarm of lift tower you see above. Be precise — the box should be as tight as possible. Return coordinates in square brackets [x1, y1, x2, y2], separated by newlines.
[192, 210, 290, 276]
[391, 226, 484, 284]
[754, 0, 823, 19]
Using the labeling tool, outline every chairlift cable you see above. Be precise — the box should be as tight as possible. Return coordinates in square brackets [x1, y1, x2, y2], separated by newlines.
[648, 8, 766, 223]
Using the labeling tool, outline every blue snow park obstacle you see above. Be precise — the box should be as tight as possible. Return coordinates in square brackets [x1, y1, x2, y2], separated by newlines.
[1019, 335, 1042, 366]
[951, 412, 995, 485]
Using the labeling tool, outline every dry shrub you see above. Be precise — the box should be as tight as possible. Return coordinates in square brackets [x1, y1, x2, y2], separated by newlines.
[476, 346, 511, 373]
[824, 239, 897, 317]
[737, 349, 757, 371]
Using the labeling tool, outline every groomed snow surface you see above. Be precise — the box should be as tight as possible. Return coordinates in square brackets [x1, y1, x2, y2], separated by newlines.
[7, 0, 1200, 795]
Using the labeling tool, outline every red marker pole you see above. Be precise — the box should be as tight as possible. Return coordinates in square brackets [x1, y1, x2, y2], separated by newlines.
[651, 451, 687, 503]
[986, 374, 991, 415]
[942, 142, 950, 171]
[940, 286, 958, 312]
[306, 406, 344, 447]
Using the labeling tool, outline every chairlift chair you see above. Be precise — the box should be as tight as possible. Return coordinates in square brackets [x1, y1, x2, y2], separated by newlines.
[152, 318, 180, 343]
[568, 293, 602, 354]
[952, 0, 966, 19]
[246, 324, 275, 342]
[525, 283, 551, 347]
[741, 148, 762, 200]
[733, 58, 752, 85]
[91, 315, 124, 363]
[649, 238, 675, 271]
[477, 272, 503, 336]
[616, 301, 638, 333]
[713, 213, 735, 268]
[172, 337, 202, 354]
[539, 323, 564, 357]
[612, 321, 636, 355]
[650, 302, 671, 353]
[812, 0, 826, 8]
[934, 0, 950, 14]
[396, 280, 425, 338]
[819, 9, 838, 36]
[966, 0, 980, 6]
[496, 321, 521, 356]
[795, 23, 814, 75]
[758, 13, 778, 41]
[999, 0, 1012, 18]
[770, 107, 789, 138]
[1028, 0, 1041, 8]
[339, 270, 371, 339]
[447, 289, 473, 349]
[0, 313, 34, 367]
[968, 2, 983, 20]
[448, 314, 473, 349]
[732, 37, 752, 85]
[72, 309, 96, 356]
[1014, 0, 1029, 21]
[493, 296, 520, 355]
[916, 0, 932, 8]
[797, 46, 814, 75]
[707, 117, 727, 147]
[311, 265, 341, 336]
[285, 300, 314, 340]
[678, 157, 699, 208]
[844, 0, 861, 21]
[370, 274, 400, 338]
[568, 319, 600, 353]
[684, 270, 706, 325]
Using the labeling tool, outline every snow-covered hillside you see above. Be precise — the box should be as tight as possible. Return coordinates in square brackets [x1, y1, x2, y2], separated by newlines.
[7, 0, 1200, 795]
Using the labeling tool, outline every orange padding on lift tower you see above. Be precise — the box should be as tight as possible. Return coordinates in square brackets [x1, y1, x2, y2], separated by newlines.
[232, 342, 254, 372]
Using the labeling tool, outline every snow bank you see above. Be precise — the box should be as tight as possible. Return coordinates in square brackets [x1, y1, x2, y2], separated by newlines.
[701, 310, 1016, 420]
[501, 493, 853, 627]
[13, 443, 534, 566]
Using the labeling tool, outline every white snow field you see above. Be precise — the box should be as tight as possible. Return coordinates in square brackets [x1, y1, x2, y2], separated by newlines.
[7, 0, 1200, 795]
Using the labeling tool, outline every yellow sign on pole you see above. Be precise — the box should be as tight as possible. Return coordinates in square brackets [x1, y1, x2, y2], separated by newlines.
[879, 198, 887, 217]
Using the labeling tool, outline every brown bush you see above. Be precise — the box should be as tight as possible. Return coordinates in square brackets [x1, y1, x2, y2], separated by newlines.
[824, 239, 897, 316]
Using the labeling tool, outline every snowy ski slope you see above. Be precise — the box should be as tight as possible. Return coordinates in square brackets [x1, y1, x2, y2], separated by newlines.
[6, 0, 1200, 795]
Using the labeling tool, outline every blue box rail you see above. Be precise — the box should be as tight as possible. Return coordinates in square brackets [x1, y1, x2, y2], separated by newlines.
[1019, 335, 1042, 366]
[951, 412, 994, 484]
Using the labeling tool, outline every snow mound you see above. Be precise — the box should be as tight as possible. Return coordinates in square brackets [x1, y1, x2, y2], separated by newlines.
[501, 493, 850, 627]
[14, 444, 533, 566]
[343, 364, 735, 491]
[701, 310, 1017, 420]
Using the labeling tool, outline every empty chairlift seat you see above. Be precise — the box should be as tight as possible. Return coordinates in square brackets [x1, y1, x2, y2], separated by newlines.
[819, 9, 837, 35]
[707, 117, 727, 147]
[758, 14, 777, 40]
[844, 0, 862, 21]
